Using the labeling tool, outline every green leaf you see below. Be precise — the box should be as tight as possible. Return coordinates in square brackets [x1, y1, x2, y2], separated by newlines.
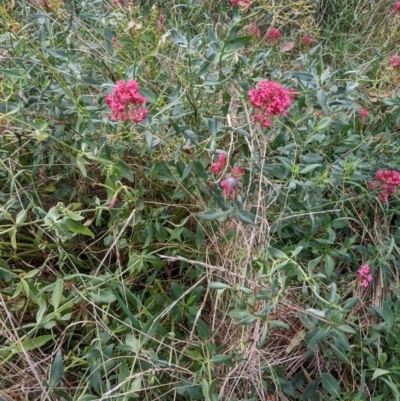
[196, 318, 209, 341]
[306, 328, 329, 348]
[372, 369, 390, 380]
[0, 69, 25, 79]
[209, 282, 231, 290]
[209, 354, 233, 366]
[237, 210, 257, 226]
[196, 209, 228, 221]
[202, 379, 211, 401]
[145, 131, 153, 154]
[235, 128, 251, 138]
[321, 373, 341, 399]
[139, 87, 157, 104]
[104, 27, 113, 55]
[208, 116, 218, 135]
[336, 324, 355, 334]
[16, 335, 55, 352]
[49, 350, 64, 387]
[0, 258, 12, 282]
[89, 290, 116, 304]
[170, 29, 187, 47]
[302, 153, 323, 163]
[314, 117, 332, 132]
[66, 219, 94, 238]
[195, 224, 204, 249]
[51, 279, 64, 311]
[44, 48, 68, 60]
[183, 129, 198, 145]
[224, 36, 252, 53]
[299, 164, 321, 174]
[324, 254, 334, 278]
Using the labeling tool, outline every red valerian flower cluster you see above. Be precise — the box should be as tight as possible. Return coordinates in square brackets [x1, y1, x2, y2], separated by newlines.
[248, 80, 292, 128]
[220, 166, 245, 199]
[359, 109, 369, 119]
[230, 0, 250, 7]
[368, 170, 400, 202]
[301, 34, 315, 46]
[247, 24, 261, 37]
[210, 154, 227, 175]
[264, 28, 281, 45]
[394, 2, 400, 12]
[105, 80, 148, 123]
[357, 264, 372, 287]
[390, 54, 400, 69]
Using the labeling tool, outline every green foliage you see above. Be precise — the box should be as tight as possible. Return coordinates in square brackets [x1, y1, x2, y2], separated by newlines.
[0, 0, 400, 400]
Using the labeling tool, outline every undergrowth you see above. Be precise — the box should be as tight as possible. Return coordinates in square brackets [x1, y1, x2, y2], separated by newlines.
[0, 0, 400, 400]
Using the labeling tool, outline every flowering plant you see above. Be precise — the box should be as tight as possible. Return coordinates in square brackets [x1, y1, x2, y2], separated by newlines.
[357, 264, 373, 287]
[368, 170, 400, 202]
[248, 81, 292, 128]
[105, 80, 148, 123]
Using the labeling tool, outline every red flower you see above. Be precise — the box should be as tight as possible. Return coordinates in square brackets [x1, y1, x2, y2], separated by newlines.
[230, 0, 250, 7]
[247, 24, 260, 37]
[394, 2, 400, 12]
[390, 54, 400, 69]
[357, 264, 372, 287]
[105, 80, 148, 123]
[219, 166, 245, 199]
[301, 34, 315, 46]
[359, 109, 369, 118]
[248, 81, 292, 128]
[369, 170, 400, 202]
[210, 154, 227, 175]
[265, 28, 281, 45]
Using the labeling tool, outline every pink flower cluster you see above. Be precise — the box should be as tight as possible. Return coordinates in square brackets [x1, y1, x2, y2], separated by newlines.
[112, 37, 121, 49]
[394, 2, 400, 12]
[220, 167, 245, 199]
[230, 0, 250, 7]
[390, 54, 400, 69]
[301, 34, 315, 46]
[368, 170, 400, 202]
[359, 109, 369, 118]
[357, 264, 372, 288]
[247, 24, 261, 37]
[105, 80, 148, 123]
[265, 28, 281, 45]
[156, 14, 166, 31]
[248, 81, 292, 128]
[210, 154, 227, 175]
